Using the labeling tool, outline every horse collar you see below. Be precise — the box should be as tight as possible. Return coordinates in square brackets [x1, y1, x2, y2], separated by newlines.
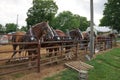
[30, 28, 35, 40]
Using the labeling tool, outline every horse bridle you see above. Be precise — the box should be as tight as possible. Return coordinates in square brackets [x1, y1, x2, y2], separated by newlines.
[29, 28, 36, 41]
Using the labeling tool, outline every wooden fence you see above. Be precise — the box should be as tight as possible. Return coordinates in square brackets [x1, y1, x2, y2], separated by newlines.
[0, 34, 113, 76]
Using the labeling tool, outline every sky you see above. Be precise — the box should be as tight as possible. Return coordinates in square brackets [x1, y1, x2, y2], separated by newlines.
[0, 0, 107, 28]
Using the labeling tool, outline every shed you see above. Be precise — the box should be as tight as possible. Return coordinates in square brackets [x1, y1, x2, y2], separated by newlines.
[86, 26, 112, 35]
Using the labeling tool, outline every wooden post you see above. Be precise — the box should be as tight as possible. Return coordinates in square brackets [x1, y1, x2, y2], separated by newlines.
[111, 37, 113, 48]
[90, 0, 94, 58]
[37, 40, 41, 72]
[104, 38, 106, 50]
[76, 41, 79, 58]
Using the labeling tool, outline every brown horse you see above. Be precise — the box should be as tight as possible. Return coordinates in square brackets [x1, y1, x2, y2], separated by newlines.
[8, 21, 54, 62]
[50, 29, 73, 59]
[69, 28, 83, 40]
[11, 31, 26, 58]
[95, 33, 116, 50]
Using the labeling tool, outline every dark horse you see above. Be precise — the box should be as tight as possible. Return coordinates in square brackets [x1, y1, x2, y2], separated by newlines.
[51, 29, 74, 59]
[41, 29, 67, 56]
[69, 28, 83, 40]
[41, 28, 73, 59]
[69, 29, 90, 49]
[8, 21, 54, 63]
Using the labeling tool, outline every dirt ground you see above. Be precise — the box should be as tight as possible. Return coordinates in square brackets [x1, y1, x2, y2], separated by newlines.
[0, 63, 66, 80]
[0, 45, 64, 80]
[0, 44, 87, 80]
[0, 43, 119, 80]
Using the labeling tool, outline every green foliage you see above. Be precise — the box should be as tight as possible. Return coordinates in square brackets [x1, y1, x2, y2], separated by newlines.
[100, 0, 120, 32]
[0, 24, 2, 30]
[26, 0, 58, 29]
[79, 16, 90, 31]
[26, 0, 89, 31]
[0, 24, 5, 33]
[52, 11, 89, 32]
[20, 26, 27, 32]
[5, 23, 17, 33]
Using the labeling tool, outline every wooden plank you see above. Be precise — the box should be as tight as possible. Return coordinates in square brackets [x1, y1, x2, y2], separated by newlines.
[65, 61, 94, 71]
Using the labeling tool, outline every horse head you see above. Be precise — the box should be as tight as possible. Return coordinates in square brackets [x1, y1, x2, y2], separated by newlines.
[82, 31, 90, 40]
[55, 29, 67, 40]
[31, 21, 55, 40]
[69, 28, 83, 40]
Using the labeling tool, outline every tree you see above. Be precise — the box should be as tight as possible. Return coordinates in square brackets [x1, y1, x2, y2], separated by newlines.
[52, 11, 89, 32]
[0, 24, 2, 30]
[99, 0, 120, 31]
[0, 24, 5, 33]
[79, 16, 90, 31]
[20, 26, 27, 32]
[26, 0, 58, 29]
[5, 23, 17, 33]
[0, 24, 3, 32]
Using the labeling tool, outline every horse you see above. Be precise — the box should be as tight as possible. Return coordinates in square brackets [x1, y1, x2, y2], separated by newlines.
[54, 29, 74, 60]
[109, 33, 117, 46]
[41, 28, 74, 60]
[69, 29, 90, 50]
[41, 29, 67, 56]
[81, 31, 90, 48]
[8, 21, 55, 63]
[69, 28, 83, 40]
[10, 31, 26, 59]
[95, 33, 115, 50]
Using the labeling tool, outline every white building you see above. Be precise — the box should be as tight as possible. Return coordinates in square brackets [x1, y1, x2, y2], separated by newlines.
[86, 26, 112, 35]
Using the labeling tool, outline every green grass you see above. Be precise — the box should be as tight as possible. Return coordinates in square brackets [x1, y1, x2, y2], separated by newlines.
[116, 37, 120, 41]
[44, 48, 120, 80]
[44, 69, 78, 80]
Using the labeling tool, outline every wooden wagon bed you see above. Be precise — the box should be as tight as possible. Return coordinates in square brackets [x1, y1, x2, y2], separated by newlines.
[65, 61, 94, 72]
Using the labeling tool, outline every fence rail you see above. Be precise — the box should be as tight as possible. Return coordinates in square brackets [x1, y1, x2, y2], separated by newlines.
[0, 34, 113, 76]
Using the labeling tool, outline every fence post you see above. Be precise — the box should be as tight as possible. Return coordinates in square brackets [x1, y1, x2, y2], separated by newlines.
[111, 37, 113, 48]
[104, 38, 106, 50]
[75, 41, 79, 58]
[37, 40, 41, 72]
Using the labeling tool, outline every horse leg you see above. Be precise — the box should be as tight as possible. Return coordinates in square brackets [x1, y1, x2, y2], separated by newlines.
[46, 49, 53, 57]
[7, 44, 18, 63]
[68, 47, 72, 60]
[28, 51, 32, 68]
[32, 50, 38, 60]
[54, 48, 58, 56]
[18, 45, 24, 60]
[65, 46, 73, 60]
[54, 48, 59, 64]
[65, 47, 69, 60]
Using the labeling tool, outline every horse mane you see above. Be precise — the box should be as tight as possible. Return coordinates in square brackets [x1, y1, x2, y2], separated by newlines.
[55, 29, 66, 36]
[30, 21, 48, 39]
[33, 22, 47, 27]
[69, 29, 83, 40]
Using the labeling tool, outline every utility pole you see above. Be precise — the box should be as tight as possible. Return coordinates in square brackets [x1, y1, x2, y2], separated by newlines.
[16, 14, 19, 31]
[90, 0, 94, 58]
